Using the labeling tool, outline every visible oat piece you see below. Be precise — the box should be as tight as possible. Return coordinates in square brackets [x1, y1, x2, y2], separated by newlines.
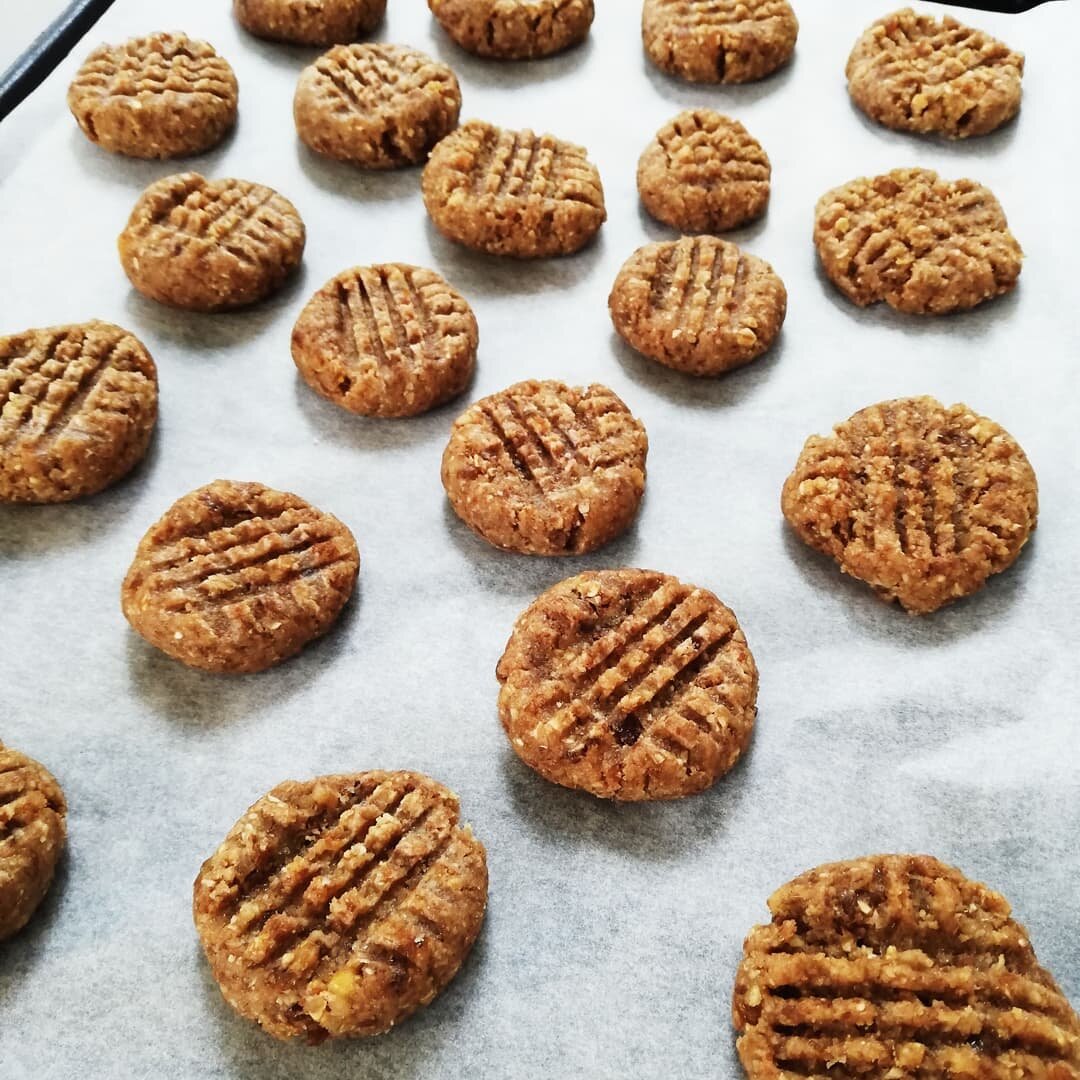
[118, 172, 305, 311]
[193, 770, 488, 1042]
[234, 0, 386, 45]
[782, 397, 1038, 614]
[294, 44, 461, 169]
[428, 0, 594, 59]
[642, 0, 798, 84]
[847, 8, 1024, 140]
[121, 480, 359, 673]
[814, 168, 1021, 315]
[733, 854, 1080, 1079]
[441, 380, 647, 556]
[497, 569, 757, 801]
[422, 120, 606, 258]
[291, 264, 478, 418]
[609, 237, 787, 377]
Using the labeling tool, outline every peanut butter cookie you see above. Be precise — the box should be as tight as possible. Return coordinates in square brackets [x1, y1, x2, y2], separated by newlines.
[234, 0, 386, 46]
[428, 0, 594, 59]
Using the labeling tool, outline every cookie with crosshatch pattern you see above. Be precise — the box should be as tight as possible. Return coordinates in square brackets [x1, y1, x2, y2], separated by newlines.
[234, 0, 386, 45]
[428, 0, 594, 59]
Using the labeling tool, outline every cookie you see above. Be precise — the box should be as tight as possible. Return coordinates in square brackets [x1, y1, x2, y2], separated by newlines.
[428, 0, 594, 60]
[642, 0, 798, 84]
[0, 321, 158, 503]
[193, 770, 487, 1042]
[422, 120, 606, 258]
[121, 480, 359, 673]
[637, 110, 771, 234]
[67, 32, 238, 159]
[497, 570, 758, 801]
[292, 264, 478, 418]
[782, 397, 1038, 614]
[733, 854, 1080, 1079]
[294, 44, 461, 169]
[609, 237, 787, 377]
[441, 380, 647, 556]
[118, 173, 306, 312]
[847, 9, 1024, 140]
[814, 168, 1021, 315]
[234, 0, 386, 46]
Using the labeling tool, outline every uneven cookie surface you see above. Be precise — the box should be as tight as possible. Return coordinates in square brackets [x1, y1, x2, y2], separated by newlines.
[0, 321, 158, 503]
[194, 771, 488, 1042]
[497, 569, 758, 801]
[733, 854, 1080, 1079]
[428, 0, 594, 59]
[782, 397, 1038, 614]
[422, 120, 606, 257]
[610, 237, 787, 376]
[234, 0, 386, 45]
[122, 480, 359, 673]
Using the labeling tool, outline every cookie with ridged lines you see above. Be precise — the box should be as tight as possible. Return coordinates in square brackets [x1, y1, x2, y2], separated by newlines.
[733, 854, 1080, 1079]
[428, 0, 594, 59]
[118, 172, 305, 312]
[291, 264, 478, 418]
[0, 321, 157, 503]
[497, 569, 757, 801]
[422, 120, 606, 257]
[294, 44, 461, 169]
[122, 480, 359, 673]
[193, 770, 488, 1042]
[234, 0, 386, 46]
[67, 32, 237, 159]
[782, 396, 1038, 614]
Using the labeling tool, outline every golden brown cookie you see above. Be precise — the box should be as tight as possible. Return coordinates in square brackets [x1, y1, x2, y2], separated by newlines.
[782, 397, 1038, 615]
[733, 854, 1080, 1079]
[442, 380, 647, 556]
[642, 0, 798, 84]
[0, 743, 67, 942]
[234, 0, 386, 46]
[193, 770, 487, 1042]
[118, 173, 306, 312]
[814, 168, 1021, 315]
[294, 44, 461, 169]
[292, 264, 477, 418]
[847, 9, 1024, 140]
[67, 32, 238, 159]
[422, 120, 606, 258]
[609, 237, 787, 377]
[428, 0, 594, 59]
[637, 110, 770, 233]
[0, 321, 158, 504]
[122, 480, 359, 673]
[497, 569, 758, 801]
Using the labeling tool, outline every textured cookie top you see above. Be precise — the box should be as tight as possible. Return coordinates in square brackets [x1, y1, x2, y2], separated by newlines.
[234, 0, 386, 46]
[194, 771, 488, 1042]
[847, 8, 1024, 139]
[497, 569, 758, 801]
[428, 0, 594, 59]
[733, 854, 1080, 1079]
[782, 396, 1038, 614]
[814, 168, 1022, 315]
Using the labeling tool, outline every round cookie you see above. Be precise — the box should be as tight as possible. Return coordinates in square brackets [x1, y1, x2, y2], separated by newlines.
[121, 480, 359, 673]
[847, 9, 1024, 140]
[642, 0, 798, 84]
[638, 110, 771, 234]
[194, 770, 488, 1042]
[733, 854, 1080, 1079]
[234, 0, 386, 46]
[67, 32, 237, 159]
[422, 120, 606, 258]
[118, 172, 305, 312]
[0, 321, 157, 503]
[291, 264, 478, 418]
[609, 237, 787, 377]
[441, 380, 647, 556]
[814, 168, 1022, 315]
[294, 44, 461, 169]
[781, 396, 1038, 615]
[428, 0, 594, 60]
[497, 569, 758, 801]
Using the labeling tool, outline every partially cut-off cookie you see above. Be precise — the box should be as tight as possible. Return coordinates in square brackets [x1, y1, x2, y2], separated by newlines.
[428, 0, 594, 59]
[234, 0, 386, 46]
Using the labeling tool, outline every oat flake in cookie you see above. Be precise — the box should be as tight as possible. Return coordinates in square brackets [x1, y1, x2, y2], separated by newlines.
[428, 0, 594, 60]
[234, 0, 386, 46]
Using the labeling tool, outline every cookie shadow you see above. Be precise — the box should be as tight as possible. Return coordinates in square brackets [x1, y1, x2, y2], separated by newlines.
[640, 51, 798, 110]
[635, 201, 772, 248]
[228, 33, 324, 76]
[296, 143, 424, 204]
[426, 31, 594, 89]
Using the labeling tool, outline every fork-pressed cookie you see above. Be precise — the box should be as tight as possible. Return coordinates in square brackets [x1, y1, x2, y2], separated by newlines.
[0, 321, 158, 503]
[118, 172, 305, 311]
[782, 397, 1038, 614]
[122, 480, 359, 673]
[194, 770, 488, 1042]
[422, 120, 606, 257]
[234, 0, 386, 46]
[67, 32, 238, 158]
[428, 0, 594, 59]
[733, 854, 1080, 1079]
